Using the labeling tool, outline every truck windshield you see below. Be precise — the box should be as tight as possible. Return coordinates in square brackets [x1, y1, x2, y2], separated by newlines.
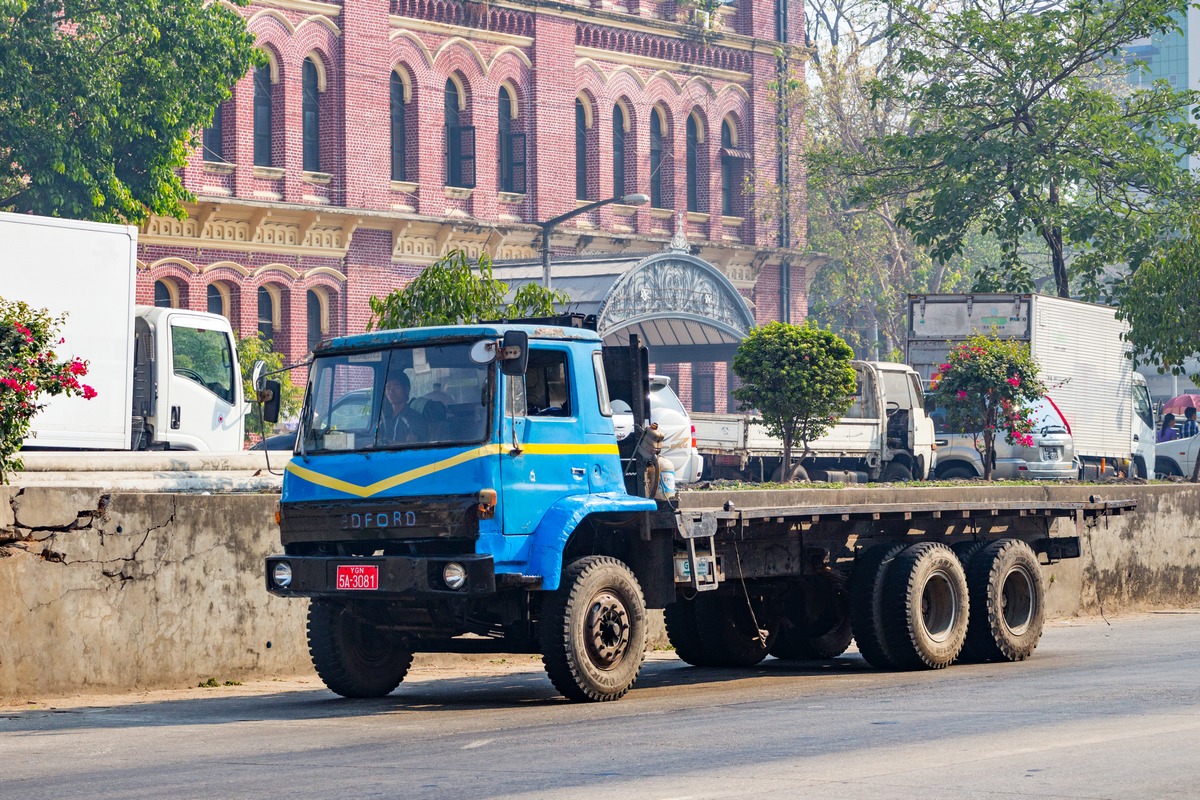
[300, 343, 492, 452]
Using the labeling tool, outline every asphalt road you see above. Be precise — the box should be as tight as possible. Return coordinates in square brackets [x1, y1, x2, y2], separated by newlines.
[2, 611, 1198, 800]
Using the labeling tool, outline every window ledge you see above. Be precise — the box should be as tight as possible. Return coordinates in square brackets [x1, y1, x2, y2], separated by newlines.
[390, 180, 419, 194]
[649, 207, 674, 219]
[611, 203, 640, 217]
[575, 198, 595, 208]
[302, 170, 332, 185]
[687, 211, 711, 223]
[444, 186, 474, 200]
[722, 215, 745, 226]
[202, 161, 236, 175]
[498, 191, 526, 205]
[253, 165, 285, 180]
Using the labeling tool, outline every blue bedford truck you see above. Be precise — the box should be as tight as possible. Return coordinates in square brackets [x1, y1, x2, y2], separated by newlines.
[264, 320, 1134, 702]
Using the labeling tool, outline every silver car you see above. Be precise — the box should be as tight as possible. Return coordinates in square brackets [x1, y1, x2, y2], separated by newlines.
[929, 396, 1077, 480]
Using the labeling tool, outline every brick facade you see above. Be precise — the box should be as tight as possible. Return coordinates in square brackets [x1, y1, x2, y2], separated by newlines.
[137, 0, 811, 413]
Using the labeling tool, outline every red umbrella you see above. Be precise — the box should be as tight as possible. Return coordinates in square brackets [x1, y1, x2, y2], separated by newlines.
[1163, 394, 1200, 416]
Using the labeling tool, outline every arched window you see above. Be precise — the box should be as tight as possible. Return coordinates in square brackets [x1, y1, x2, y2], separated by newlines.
[498, 87, 525, 193]
[576, 99, 590, 200]
[253, 65, 272, 167]
[307, 289, 326, 352]
[154, 280, 175, 308]
[257, 286, 275, 344]
[613, 104, 627, 196]
[391, 71, 408, 182]
[206, 283, 231, 318]
[302, 59, 320, 172]
[686, 114, 701, 212]
[649, 111, 664, 208]
[720, 117, 746, 216]
[203, 103, 225, 162]
[444, 78, 475, 188]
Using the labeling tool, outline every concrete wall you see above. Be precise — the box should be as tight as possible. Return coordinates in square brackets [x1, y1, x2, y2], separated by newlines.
[2, 484, 1198, 702]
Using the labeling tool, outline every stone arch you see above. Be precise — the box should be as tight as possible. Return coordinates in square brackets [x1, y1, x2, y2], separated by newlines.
[295, 14, 341, 37]
[246, 8, 295, 36]
[433, 37, 489, 82]
[203, 260, 251, 277]
[488, 45, 532, 71]
[389, 30, 434, 70]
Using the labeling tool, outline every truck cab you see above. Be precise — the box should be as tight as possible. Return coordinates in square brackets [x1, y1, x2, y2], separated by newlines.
[267, 323, 670, 701]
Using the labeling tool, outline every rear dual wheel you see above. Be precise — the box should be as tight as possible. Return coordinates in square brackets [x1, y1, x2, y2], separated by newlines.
[770, 573, 853, 661]
[962, 539, 1045, 662]
[851, 541, 970, 670]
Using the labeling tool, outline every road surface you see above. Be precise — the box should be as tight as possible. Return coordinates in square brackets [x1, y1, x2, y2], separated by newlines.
[2, 611, 1198, 799]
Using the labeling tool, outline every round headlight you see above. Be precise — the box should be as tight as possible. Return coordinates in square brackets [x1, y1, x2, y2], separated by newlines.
[272, 562, 293, 589]
[443, 562, 467, 591]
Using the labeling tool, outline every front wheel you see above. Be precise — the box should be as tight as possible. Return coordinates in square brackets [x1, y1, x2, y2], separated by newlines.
[307, 599, 413, 698]
[540, 556, 648, 702]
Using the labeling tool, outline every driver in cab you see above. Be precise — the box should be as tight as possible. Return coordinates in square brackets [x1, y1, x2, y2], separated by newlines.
[378, 371, 423, 445]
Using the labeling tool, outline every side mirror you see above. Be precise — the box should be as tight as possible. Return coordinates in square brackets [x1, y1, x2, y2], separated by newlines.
[251, 360, 267, 392]
[500, 330, 529, 376]
[259, 379, 281, 424]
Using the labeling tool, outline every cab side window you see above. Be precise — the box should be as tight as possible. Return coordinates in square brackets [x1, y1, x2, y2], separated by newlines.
[525, 350, 570, 417]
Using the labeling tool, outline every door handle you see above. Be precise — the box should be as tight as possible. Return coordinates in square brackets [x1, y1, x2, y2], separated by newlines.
[935, 439, 949, 446]
[571, 467, 586, 477]
[1133, 434, 1140, 442]
[171, 405, 181, 430]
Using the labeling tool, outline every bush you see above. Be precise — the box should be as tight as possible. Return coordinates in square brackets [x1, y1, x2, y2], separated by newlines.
[0, 299, 96, 481]
[930, 333, 1045, 480]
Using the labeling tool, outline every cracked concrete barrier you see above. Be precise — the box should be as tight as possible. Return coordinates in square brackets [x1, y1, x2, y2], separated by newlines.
[1, 484, 1199, 702]
[0, 488, 308, 701]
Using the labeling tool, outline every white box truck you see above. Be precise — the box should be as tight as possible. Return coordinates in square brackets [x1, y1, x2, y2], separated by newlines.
[1, 211, 246, 451]
[906, 293, 1156, 478]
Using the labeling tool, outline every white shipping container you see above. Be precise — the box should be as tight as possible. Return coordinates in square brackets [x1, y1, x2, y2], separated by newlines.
[0, 211, 137, 449]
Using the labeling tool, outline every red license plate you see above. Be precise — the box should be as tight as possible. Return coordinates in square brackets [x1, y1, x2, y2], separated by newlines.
[336, 564, 379, 591]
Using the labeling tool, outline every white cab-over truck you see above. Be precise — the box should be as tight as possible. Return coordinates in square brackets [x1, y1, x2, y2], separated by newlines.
[906, 293, 1156, 478]
[1, 211, 245, 451]
[694, 361, 936, 482]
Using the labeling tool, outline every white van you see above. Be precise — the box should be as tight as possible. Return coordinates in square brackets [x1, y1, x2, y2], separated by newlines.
[611, 375, 703, 484]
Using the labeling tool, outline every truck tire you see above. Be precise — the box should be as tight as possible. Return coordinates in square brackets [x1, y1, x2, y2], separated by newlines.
[694, 593, 777, 667]
[963, 539, 1045, 662]
[770, 462, 810, 483]
[307, 599, 413, 698]
[540, 555, 648, 702]
[770, 574, 853, 660]
[849, 542, 908, 669]
[881, 462, 913, 482]
[951, 540, 988, 568]
[880, 542, 970, 669]
[664, 598, 719, 667]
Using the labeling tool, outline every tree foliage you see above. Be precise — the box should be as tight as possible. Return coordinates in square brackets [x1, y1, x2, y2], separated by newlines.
[0, 0, 260, 224]
[368, 250, 571, 330]
[236, 332, 303, 443]
[0, 299, 96, 481]
[929, 334, 1045, 480]
[845, 0, 1200, 300]
[1118, 217, 1200, 376]
[732, 322, 857, 482]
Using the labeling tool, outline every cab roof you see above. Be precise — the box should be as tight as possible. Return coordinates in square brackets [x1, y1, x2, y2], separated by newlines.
[320, 323, 601, 353]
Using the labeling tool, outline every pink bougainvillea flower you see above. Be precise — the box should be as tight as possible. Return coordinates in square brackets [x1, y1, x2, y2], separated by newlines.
[957, 390, 968, 400]
[81, 385, 98, 400]
[1007, 375, 1020, 387]
[939, 363, 951, 373]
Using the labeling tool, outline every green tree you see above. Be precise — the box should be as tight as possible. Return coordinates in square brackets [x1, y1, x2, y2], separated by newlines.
[930, 334, 1045, 481]
[236, 332, 303, 444]
[732, 322, 857, 482]
[1117, 219, 1200, 480]
[368, 250, 571, 330]
[845, 0, 1200, 300]
[0, 0, 260, 224]
[0, 299, 97, 481]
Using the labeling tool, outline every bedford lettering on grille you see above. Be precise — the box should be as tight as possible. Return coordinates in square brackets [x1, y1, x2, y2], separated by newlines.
[340, 510, 418, 530]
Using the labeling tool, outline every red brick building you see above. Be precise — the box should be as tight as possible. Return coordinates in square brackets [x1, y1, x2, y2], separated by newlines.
[136, 0, 811, 412]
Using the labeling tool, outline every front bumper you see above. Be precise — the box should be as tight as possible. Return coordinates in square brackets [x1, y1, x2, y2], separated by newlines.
[265, 554, 495, 598]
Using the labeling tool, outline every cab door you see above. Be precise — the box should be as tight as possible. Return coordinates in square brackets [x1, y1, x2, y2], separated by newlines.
[499, 346, 588, 536]
[158, 312, 244, 450]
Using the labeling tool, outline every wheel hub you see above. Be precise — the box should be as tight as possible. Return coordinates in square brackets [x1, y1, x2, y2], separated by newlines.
[919, 569, 959, 644]
[585, 591, 631, 669]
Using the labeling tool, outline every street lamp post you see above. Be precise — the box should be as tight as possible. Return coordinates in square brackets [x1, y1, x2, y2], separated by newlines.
[539, 193, 649, 289]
